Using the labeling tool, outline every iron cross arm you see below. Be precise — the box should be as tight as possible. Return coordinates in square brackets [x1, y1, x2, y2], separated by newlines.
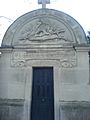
[38, 0, 50, 8]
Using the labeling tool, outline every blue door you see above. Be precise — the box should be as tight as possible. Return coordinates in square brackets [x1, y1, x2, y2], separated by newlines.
[31, 67, 54, 120]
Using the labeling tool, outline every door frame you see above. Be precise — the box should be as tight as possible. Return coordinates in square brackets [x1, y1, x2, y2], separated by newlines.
[24, 60, 60, 120]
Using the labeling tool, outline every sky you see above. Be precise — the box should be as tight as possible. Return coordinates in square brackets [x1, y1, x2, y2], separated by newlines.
[0, 0, 90, 44]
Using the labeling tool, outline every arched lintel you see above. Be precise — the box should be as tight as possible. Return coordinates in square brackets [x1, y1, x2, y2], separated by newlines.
[2, 9, 87, 47]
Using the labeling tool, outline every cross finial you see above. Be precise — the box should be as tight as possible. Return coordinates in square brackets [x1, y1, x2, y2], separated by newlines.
[38, 0, 50, 8]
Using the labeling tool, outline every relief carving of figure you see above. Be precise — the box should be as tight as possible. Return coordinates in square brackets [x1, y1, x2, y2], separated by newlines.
[19, 18, 73, 43]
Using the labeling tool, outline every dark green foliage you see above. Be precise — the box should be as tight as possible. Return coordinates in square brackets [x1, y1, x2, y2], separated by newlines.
[87, 31, 90, 44]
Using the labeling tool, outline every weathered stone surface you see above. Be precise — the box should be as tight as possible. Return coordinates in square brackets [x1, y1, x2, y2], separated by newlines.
[60, 102, 90, 120]
[0, 8, 89, 120]
[11, 49, 77, 68]
[2, 9, 87, 46]
[0, 106, 9, 120]
[0, 99, 24, 120]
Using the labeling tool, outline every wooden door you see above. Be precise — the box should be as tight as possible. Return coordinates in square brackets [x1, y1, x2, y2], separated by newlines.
[31, 67, 54, 120]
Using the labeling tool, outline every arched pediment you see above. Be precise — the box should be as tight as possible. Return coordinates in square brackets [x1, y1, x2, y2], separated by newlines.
[2, 9, 87, 47]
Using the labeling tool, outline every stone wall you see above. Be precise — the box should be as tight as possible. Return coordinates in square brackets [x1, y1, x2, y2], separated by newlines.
[0, 99, 24, 120]
[60, 101, 90, 120]
[0, 99, 90, 120]
[0, 8, 89, 120]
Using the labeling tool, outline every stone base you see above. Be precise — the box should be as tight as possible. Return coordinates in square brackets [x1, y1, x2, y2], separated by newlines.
[0, 100, 90, 120]
[0, 99, 24, 120]
[60, 101, 90, 120]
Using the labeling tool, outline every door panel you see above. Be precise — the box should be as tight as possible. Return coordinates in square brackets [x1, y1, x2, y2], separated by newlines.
[31, 67, 54, 120]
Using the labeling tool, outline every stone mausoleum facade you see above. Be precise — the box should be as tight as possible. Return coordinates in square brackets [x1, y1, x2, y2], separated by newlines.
[0, 8, 90, 120]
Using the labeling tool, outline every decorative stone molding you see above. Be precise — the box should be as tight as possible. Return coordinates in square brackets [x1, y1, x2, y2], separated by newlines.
[0, 99, 24, 106]
[11, 50, 77, 68]
[2, 9, 87, 46]
[60, 101, 90, 108]
[17, 18, 75, 45]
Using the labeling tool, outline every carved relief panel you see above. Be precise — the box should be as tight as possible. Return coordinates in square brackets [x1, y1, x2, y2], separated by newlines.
[13, 17, 76, 45]
[11, 50, 76, 68]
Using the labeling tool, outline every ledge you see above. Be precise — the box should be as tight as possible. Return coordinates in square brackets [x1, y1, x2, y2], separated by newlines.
[0, 99, 24, 106]
[0, 44, 90, 52]
[59, 101, 90, 108]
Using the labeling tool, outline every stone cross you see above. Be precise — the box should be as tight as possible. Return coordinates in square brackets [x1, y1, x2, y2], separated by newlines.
[38, 0, 50, 8]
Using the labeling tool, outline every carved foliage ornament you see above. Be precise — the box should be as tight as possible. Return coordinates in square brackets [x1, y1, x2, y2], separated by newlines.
[11, 50, 76, 68]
